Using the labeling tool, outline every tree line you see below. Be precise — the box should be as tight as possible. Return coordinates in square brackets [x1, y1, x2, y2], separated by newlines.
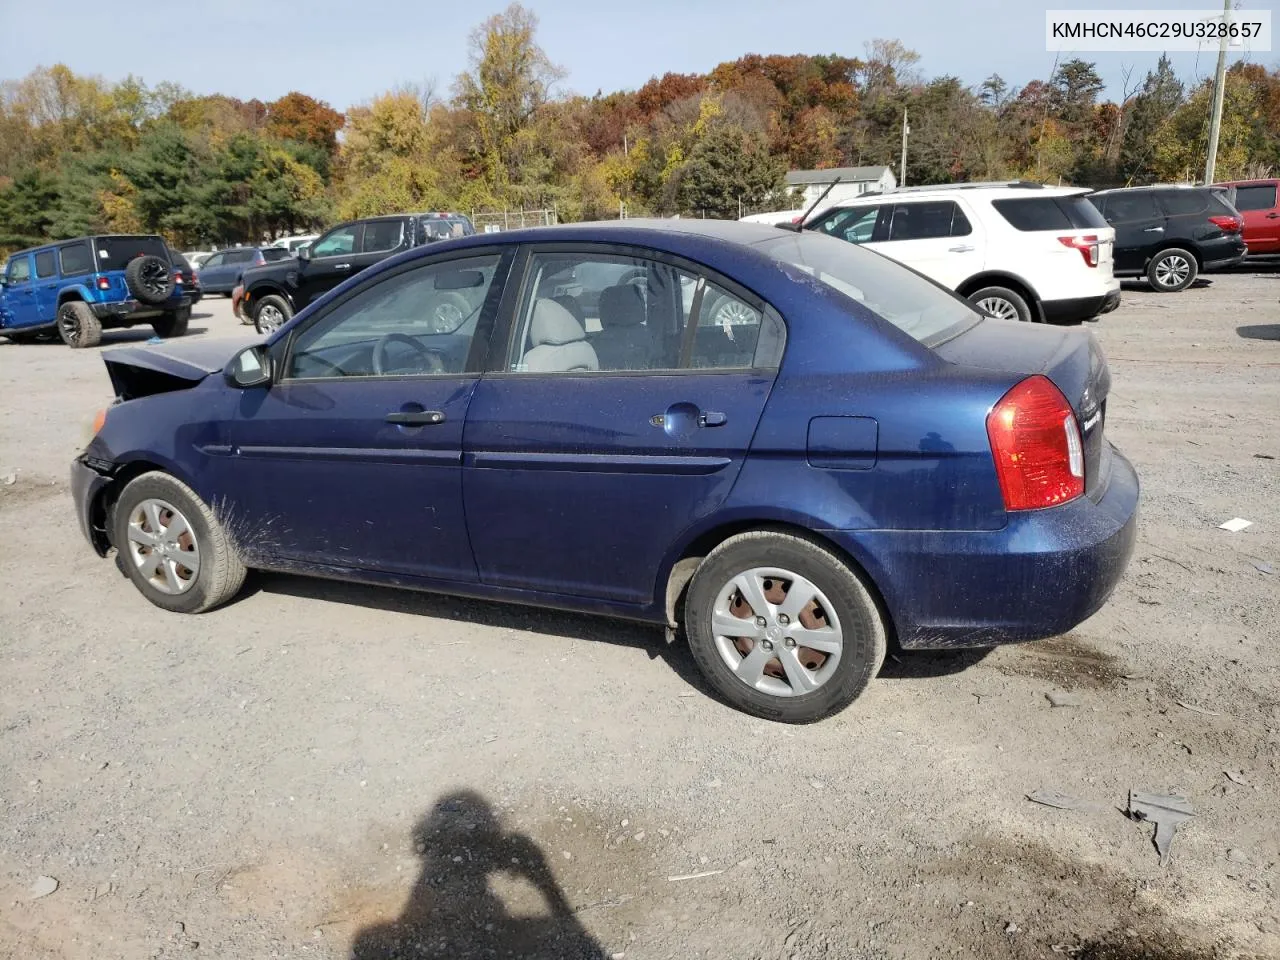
[2, 3, 1278, 255]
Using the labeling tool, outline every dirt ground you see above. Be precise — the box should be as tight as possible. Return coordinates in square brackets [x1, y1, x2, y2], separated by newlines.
[1, 272, 1277, 960]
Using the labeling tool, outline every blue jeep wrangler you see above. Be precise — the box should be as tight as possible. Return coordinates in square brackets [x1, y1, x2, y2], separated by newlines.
[0, 235, 193, 348]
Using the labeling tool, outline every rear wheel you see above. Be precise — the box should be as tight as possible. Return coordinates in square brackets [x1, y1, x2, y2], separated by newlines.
[968, 286, 1033, 323]
[684, 531, 887, 723]
[253, 295, 293, 335]
[57, 301, 102, 349]
[110, 471, 246, 614]
[1146, 248, 1197, 292]
[151, 307, 191, 338]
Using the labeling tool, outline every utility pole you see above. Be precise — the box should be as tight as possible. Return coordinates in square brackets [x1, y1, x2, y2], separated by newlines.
[899, 110, 909, 187]
[1203, 0, 1231, 185]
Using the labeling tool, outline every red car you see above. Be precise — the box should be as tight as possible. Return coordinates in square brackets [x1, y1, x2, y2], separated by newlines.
[1214, 179, 1280, 255]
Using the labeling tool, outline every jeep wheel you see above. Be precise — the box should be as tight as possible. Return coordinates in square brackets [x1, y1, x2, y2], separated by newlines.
[151, 307, 191, 339]
[125, 255, 176, 305]
[57, 301, 103, 349]
[253, 295, 293, 335]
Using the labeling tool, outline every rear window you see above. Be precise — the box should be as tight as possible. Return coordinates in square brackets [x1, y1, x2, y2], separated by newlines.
[418, 218, 475, 243]
[262, 248, 290, 261]
[1156, 189, 1209, 216]
[60, 243, 93, 276]
[758, 231, 979, 346]
[992, 196, 1107, 231]
[1227, 184, 1275, 211]
[93, 236, 169, 272]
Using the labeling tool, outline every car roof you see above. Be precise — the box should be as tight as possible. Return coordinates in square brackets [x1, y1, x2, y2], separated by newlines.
[824, 184, 1090, 206]
[1090, 184, 1213, 195]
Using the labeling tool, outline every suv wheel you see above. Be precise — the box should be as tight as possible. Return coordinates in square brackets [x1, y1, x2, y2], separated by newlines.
[1147, 248, 1197, 292]
[57, 301, 103, 349]
[151, 307, 191, 339]
[683, 531, 887, 723]
[253, 295, 293, 335]
[968, 286, 1033, 323]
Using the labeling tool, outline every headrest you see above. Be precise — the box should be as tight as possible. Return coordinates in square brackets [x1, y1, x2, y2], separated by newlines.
[599, 283, 646, 328]
[530, 298, 586, 347]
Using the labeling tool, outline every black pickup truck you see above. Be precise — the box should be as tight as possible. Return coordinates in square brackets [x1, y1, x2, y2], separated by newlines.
[239, 212, 477, 333]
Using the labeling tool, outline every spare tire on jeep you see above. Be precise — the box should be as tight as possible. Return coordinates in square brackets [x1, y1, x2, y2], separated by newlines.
[125, 255, 176, 305]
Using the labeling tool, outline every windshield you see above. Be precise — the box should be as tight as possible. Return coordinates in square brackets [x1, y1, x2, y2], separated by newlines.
[93, 236, 170, 272]
[757, 231, 980, 345]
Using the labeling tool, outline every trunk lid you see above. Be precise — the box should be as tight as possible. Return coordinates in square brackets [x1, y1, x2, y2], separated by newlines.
[933, 317, 1111, 498]
[102, 340, 252, 400]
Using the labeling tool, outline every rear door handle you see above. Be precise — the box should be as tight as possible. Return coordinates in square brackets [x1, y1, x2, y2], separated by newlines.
[385, 410, 445, 425]
[334, 263, 351, 271]
[1267, 213, 1280, 219]
[698, 411, 728, 427]
[948, 244, 975, 253]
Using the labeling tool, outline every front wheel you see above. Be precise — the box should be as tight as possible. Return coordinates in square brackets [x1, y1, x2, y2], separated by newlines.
[151, 307, 191, 339]
[110, 471, 246, 614]
[253, 295, 293, 335]
[1147, 248, 1197, 292]
[968, 286, 1033, 323]
[683, 531, 887, 723]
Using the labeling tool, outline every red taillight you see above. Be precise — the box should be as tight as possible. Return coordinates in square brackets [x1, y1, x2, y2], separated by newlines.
[254, 253, 265, 265]
[96, 277, 110, 290]
[1208, 215, 1241, 233]
[1058, 234, 1099, 267]
[986, 376, 1085, 511]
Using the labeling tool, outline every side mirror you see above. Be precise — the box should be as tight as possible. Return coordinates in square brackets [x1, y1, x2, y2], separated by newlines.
[224, 344, 273, 389]
[297, 245, 312, 262]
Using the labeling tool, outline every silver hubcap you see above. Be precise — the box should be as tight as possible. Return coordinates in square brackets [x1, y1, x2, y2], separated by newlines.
[1155, 256, 1190, 288]
[126, 498, 200, 595]
[711, 567, 843, 697]
[257, 304, 285, 332]
[431, 301, 464, 331]
[712, 299, 756, 325]
[976, 296, 1021, 322]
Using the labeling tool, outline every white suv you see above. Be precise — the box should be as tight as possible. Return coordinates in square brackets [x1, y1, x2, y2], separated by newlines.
[801, 182, 1121, 324]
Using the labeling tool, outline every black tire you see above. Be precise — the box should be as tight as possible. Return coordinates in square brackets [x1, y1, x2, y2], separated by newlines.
[968, 286, 1034, 323]
[1146, 248, 1198, 292]
[253, 294, 293, 335]
[124, 255, 176, 305]
[151, 307, 191, 339]
[57, 300, 103, 349]
[684, 530, 887, 723]
[110, 471, 246, 614]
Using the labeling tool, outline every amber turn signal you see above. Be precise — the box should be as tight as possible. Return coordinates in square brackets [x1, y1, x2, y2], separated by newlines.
[92, 408, 108, 435]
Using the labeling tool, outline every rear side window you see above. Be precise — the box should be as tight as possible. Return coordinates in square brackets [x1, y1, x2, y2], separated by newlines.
[94, 236, 169, 272]
[1099, 192, 1160, 222]
[1231, 184, 1277, 211]
[887, 201, 969, 241]
[34, 251, 56, 278]
[60, 243, 93, 276]
[1156, 190, 1209, 216]
[363, 220, 405, 253]
[993, 196, 1108, 231]
[226, 250, 255, 264]
[262, 248, 290, 262]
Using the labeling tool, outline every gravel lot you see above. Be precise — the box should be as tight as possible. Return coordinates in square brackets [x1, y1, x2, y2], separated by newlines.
[1, 273, 1277, 960]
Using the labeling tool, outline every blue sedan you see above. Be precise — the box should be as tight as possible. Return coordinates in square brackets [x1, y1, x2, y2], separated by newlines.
[71, 220, 1138, 722]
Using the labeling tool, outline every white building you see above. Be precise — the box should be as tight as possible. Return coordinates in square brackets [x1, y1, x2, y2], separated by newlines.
[785, 166, 897, 207]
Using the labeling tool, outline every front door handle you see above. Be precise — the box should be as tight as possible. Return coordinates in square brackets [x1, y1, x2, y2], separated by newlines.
[334, 263, 351, 271]
[698, 411, 728, 427]
[1143, 227, 1164, 233]
[948, 244, 975, 253]
[385, 410, 445, 426]
[1267, 213, 1280, 219]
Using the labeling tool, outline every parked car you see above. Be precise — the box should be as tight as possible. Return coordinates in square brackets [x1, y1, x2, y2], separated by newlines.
[181, 251, 215, 268]
[239, 212, 477, 334]
[167, 247, 202, 306]
[196, 246, 291, 295]
[70, 220, 1138, 722]
[803, 182, 1121, 324]
[1212, 179, 1280, 256]
[1087, 185, 1246, 291]
[270, 233, 320, 254]
[740, 209, 806, 226]
[1, 235, 193, 348]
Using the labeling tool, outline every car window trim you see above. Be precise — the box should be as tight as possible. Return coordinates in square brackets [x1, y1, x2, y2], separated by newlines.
[276, 245, 515, 385]
[485, 241, 782, 378]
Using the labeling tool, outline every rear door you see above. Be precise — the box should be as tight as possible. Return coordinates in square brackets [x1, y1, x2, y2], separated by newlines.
[2, 254, 39, 329]
[462, 244, 785, 604]
[1229, 182, 1280, 253]
[1096, 191, 1163, 272]
[32, 249, 60, 322]
[865, 199, 984, 290]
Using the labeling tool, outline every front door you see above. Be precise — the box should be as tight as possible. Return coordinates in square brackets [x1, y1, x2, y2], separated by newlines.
[218, 250, 511, 580]
[196, 252, 231, 292]
[1098, 191, 1164, 273]
[2, 255, 38, 330]
[1232, 182, 1280, 254]
[295, 219, 408, 308]
[463, 246, 783, 604]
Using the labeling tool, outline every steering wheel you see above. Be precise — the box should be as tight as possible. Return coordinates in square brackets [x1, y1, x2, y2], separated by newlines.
[372, 333, 445, 376]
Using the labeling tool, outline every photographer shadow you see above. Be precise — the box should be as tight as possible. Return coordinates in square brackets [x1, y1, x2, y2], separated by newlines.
[350, 790, 608, 960]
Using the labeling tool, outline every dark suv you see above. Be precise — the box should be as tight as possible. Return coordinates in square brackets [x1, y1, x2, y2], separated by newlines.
[1087, 186, 1246, 292]
[240, 212, 476, 333]
[0, 235, 193, 348]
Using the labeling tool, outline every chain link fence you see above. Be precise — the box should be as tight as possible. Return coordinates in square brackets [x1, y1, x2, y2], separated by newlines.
[470, 209, 558, 233]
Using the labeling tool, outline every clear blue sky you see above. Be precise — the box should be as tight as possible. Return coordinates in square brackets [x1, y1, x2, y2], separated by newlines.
[1, 0, 1273, 109]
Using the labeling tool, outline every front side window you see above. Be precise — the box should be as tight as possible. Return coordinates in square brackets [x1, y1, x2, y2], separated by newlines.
[311, 225, 359, 258]
[201, 253, 224, 269]
[34, 251, 56, 278]
[286, 254, 502, 380]
[59, 243, 92, 276]
[6, 257, 31, 284]
[1231, 184, 1278, 211]
[509, 251, 779, 374]
[362, 220, 405, 253]
[811, 206, 882, 245]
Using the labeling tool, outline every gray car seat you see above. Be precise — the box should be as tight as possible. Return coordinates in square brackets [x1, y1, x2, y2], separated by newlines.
[592, 283, 650, 370]
[522, 298, 599, 372]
